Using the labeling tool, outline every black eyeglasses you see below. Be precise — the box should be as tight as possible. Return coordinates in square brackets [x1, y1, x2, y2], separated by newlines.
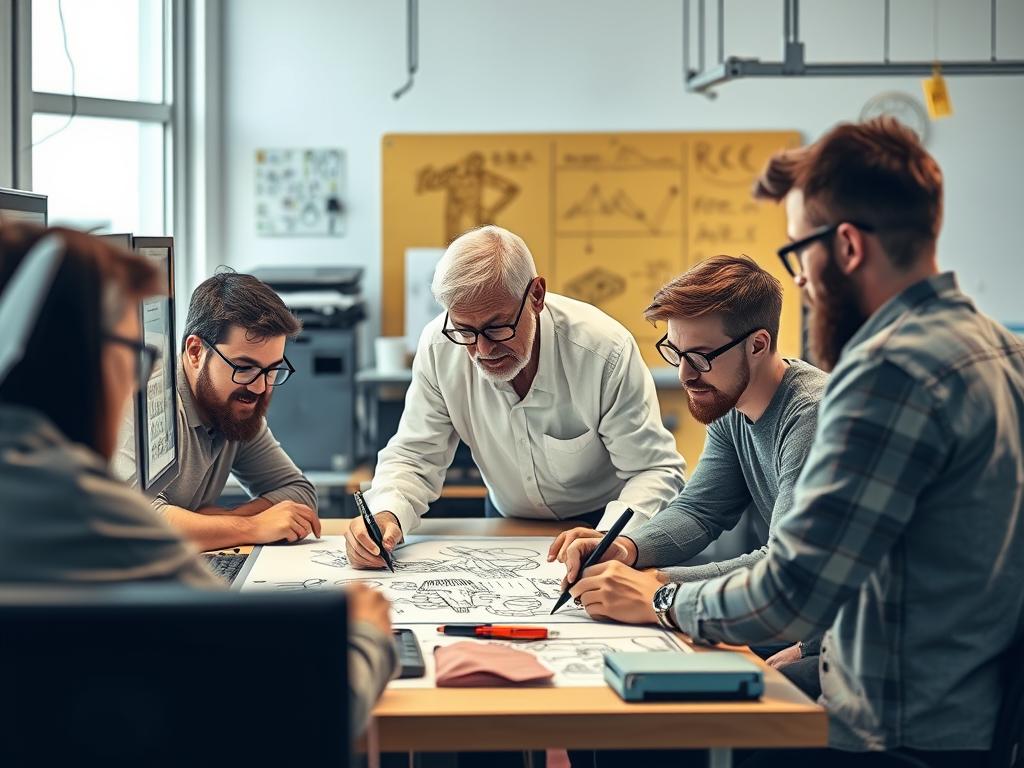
[442, 279, 536, 346]
[655, 329, 758, 373]
[777, 221, 876, 278]
[201, 338, 295, 386]
[105, 334, 161, 387]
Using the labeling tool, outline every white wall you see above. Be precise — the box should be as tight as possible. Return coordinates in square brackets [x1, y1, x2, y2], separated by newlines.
[221, 0, 1024, 355]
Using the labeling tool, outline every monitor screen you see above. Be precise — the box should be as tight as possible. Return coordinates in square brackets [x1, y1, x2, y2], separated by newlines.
[100, 234, 143, 489]
[134, 238, 178, 495]
[0, 188, 47, 226]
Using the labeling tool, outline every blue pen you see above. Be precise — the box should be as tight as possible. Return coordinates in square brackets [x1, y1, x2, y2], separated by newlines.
[354, 490, 395, 572]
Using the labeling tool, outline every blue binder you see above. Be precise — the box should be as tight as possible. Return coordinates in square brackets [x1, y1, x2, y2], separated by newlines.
[604, 651, 764, 702]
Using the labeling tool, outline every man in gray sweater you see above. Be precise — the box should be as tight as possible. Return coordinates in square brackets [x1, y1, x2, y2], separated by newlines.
[152, 272, 321, 551]
[552, 256, 826, 652]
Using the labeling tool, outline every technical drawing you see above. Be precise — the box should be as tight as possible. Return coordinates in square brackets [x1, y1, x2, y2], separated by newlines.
[564, 268, 626, 306]
[693, 141, 759, 188]
[311, 550, 349, 569]
[494, 634, 680, 678]
[559, 183, 680, 252]
[390, 576, 578, 619]
[415, 152, 519, 242]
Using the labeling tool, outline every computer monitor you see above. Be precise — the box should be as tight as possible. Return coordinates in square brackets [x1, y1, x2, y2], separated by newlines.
[0, 187, 47, 226]
[0, 587, 350, 767]
[133, 237, 179, 496]
[101, 235, 143, 488]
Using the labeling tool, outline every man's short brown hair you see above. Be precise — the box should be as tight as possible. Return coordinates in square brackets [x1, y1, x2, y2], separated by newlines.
[753, 117, 943, 269]
[181, 269, 301, 353]
[644, 255, 783, 351]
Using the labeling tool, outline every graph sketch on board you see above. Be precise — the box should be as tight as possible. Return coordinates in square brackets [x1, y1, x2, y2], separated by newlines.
[239, 536, 592, 623]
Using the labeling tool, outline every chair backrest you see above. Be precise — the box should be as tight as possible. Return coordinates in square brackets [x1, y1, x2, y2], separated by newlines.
[0, 586, 349, 768]
[991, 639, 1024, 768]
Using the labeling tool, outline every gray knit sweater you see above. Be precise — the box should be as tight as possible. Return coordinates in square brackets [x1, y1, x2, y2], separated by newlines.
[630, 359, 827, 581]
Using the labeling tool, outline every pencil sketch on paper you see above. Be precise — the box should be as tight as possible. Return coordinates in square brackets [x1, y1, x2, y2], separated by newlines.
[392, 626, 693, 688]
[499, 634, 681, 678]
[239, 536, 593, 623]
[309, 545, 543, 580]
[389, 576, 570, 618]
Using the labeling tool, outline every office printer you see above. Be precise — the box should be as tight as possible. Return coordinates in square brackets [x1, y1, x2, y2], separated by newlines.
[252, 266, 365, 472]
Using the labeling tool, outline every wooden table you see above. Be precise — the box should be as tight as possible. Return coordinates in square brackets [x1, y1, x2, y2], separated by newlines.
[314, 518, 828, 765]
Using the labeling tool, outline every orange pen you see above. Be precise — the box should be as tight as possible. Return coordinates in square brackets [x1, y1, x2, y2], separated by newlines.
[436, 624, 550, 640]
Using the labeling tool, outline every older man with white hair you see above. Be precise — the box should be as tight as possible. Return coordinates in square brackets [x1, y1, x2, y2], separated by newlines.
[346, 225, 686, 568]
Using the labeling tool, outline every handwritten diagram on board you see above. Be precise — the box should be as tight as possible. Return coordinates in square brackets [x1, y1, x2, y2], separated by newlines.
[382, 131, 801, 467]
[384, 131, 801, 363]
[239, 536, 593, 624]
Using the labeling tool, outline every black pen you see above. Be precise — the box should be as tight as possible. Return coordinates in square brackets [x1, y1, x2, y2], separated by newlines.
[550, 507, 634, 614]
[353, 490, 395, 572]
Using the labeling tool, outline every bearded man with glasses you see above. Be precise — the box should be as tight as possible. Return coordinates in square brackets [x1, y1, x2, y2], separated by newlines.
[150, 270, 320, 551]
[345, 225, 685, 569]
[553, 256, 827, 696]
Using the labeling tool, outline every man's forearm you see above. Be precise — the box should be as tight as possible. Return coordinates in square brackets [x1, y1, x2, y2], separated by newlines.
[162, 505, 256, 551]
[195, 497, 273, 517]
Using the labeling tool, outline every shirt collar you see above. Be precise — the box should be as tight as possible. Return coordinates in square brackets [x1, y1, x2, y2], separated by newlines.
[176, 357, 209, 431]
[841, 272, 961, 360]
[530, 304, 557, 395]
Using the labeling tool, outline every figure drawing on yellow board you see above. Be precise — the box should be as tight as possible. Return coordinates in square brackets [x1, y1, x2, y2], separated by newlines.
[416, 152, 519, 242]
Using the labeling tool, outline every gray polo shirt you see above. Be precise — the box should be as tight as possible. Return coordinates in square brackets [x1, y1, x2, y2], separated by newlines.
[151, 361, 317, 513]
[630, 359, 827, 581]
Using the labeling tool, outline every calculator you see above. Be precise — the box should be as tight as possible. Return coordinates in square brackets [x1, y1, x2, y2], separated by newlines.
[394, 628, 426, 679]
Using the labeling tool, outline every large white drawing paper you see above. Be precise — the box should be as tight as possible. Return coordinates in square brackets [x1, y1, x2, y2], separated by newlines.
[390, 623, 692, 688]
[240, 536, 599, 623]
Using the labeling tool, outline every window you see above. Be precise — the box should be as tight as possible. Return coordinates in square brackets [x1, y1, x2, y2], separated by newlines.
[29, 0, 172, 233]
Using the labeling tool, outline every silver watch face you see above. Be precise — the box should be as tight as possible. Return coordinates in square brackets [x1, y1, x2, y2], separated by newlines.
[654, 583, 678, 613]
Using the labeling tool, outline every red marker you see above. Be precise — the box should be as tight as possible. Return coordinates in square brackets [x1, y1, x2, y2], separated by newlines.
[436, 624, 550, 640]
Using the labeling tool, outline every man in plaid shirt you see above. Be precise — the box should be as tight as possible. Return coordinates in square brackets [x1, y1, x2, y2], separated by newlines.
[570, 118, 1024, 767]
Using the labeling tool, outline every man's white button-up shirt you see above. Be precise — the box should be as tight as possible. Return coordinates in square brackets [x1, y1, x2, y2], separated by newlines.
[364, 293, 686, 533]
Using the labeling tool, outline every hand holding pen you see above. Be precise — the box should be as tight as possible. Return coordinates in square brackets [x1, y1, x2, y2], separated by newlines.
[345, 491, 403, 570]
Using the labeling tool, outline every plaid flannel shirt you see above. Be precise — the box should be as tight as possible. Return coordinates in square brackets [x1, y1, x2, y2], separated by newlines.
[671, 273, 1024, 752]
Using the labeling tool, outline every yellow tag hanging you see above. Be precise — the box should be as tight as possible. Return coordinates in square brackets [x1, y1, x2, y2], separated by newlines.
[922, 63, 953, 119]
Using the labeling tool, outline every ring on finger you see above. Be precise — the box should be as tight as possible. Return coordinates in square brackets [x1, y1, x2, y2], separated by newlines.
[573, 596, 583, 607]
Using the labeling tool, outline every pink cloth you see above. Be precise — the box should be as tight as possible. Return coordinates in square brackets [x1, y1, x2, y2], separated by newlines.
[434, 641, 555, 687]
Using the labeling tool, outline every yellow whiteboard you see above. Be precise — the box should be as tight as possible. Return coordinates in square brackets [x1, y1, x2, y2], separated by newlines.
[382, 131, 802, 468]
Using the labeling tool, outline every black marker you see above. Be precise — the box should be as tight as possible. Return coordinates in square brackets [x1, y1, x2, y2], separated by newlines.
[354, 490, 395, 572]
[550, 507, 634, 614]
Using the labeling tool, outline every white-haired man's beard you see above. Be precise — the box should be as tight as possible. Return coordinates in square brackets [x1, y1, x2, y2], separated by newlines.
[807, 244, 868, 373]
[471, 322, 535, 384]
[684, 357, 749, 425]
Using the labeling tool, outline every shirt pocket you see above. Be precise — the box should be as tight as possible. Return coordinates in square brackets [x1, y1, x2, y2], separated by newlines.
[542, 429, 606, 487]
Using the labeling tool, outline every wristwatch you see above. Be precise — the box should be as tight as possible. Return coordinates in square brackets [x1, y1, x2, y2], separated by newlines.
[652, 582, 681, 630]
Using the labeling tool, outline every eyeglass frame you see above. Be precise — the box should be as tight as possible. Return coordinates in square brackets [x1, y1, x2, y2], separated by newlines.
[777, 220, 876, 278]
[200, 337, 295, 386]
[105, 333, 161, 388]
[441, 279, 537, 346]
[655, 328, 759, 373]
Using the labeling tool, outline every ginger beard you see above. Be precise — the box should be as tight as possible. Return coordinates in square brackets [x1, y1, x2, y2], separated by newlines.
[684, 356, 750, 425]
[195, 358, 270, 441]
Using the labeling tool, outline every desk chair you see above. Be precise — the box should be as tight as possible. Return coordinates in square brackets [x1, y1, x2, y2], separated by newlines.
[0, 587, 349, 768]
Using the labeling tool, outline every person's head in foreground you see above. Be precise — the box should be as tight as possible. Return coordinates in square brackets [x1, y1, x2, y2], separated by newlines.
[0, 224, 162, 460]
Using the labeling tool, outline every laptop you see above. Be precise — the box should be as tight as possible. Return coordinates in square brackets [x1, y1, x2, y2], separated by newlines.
[0, 586, 349, 767]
